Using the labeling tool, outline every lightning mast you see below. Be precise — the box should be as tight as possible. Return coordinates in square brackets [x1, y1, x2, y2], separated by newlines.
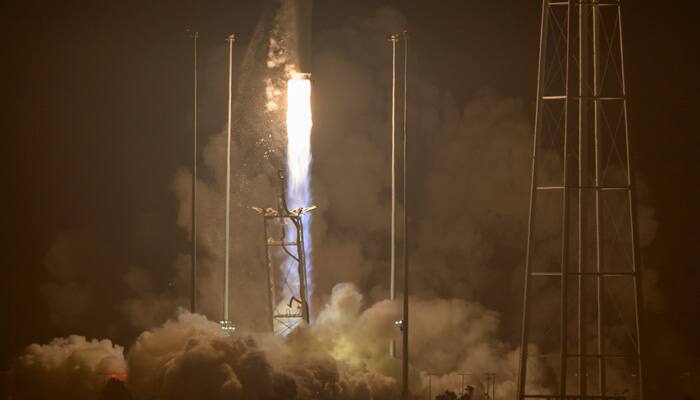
[190, 30, 198, 314]
[388, 32, 399, 358]
[387, 28, 410, 400]
[221, 33, 236, 334]
[401, 29, 410, 400]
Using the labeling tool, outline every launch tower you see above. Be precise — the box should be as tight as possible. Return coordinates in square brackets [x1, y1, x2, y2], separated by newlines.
[253, 170, 315, 335]
[517, 1, 645, 399]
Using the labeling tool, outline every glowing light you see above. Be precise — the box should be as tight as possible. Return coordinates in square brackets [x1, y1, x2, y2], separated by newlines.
[286, 73, 313, 197]
[219, 320, 236, 334]
[106, 373, 128, 381]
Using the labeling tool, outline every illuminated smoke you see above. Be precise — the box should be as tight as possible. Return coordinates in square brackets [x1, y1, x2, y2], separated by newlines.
[11, 284, 543, 400]
[10, 335, 127, 400]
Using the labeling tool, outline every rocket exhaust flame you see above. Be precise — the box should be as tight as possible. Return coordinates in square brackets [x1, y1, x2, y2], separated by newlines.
[275, 72, 313, 333]
[286, 73, 313, 194]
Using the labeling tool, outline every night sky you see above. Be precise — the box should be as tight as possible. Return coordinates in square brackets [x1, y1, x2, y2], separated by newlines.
[4, 0, 699, 398]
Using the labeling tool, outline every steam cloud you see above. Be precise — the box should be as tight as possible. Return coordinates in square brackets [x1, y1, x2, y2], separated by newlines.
[13, 284, 540, 399]
[11, 336, 126, 399]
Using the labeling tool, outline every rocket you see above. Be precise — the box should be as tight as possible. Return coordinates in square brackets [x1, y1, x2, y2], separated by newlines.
[293, 0, 312, 74]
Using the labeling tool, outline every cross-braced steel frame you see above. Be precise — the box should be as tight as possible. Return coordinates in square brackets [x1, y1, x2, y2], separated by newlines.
[517, 1, 644, 399]
[253, 171, 314, 336]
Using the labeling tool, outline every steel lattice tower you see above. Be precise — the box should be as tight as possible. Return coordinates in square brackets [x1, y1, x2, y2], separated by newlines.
[252, 170, 315, 335]
[517, 1, 644, 399]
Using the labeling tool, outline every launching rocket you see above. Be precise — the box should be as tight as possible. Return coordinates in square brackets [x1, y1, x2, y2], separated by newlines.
[293, 0, 312, 74]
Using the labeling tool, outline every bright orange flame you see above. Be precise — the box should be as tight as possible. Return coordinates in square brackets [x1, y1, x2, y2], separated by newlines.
[106, 373, 128, 381]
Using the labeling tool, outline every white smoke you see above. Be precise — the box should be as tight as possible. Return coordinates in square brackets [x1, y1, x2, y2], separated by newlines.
[13, 282, 544, 399]
[11, 335, 126, 400]
[126, 296, 400, 400]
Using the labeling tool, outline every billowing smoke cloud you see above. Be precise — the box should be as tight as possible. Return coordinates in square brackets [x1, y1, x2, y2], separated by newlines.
[13, 283, 545, 399]
[11, 335, 126, 400]
[307, 283, 543, 398]
[126, 292, 400, 400]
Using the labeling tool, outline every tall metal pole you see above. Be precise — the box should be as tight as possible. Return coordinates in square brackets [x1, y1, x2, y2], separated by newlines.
[224, 34, 235, 322]
[401, 29, 410, 400]
[389, 32, 399, 359]
[191, 31, 199, 314]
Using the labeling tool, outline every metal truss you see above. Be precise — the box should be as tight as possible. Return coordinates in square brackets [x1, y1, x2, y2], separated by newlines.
[517, 1, 644, 399]
[252, 170, 315, 335]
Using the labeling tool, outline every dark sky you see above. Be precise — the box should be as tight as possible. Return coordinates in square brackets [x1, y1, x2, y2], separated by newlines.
[4, 0, 699, 397]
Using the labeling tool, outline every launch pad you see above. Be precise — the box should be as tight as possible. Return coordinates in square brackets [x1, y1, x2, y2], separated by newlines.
[252, 170, 316, 335]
